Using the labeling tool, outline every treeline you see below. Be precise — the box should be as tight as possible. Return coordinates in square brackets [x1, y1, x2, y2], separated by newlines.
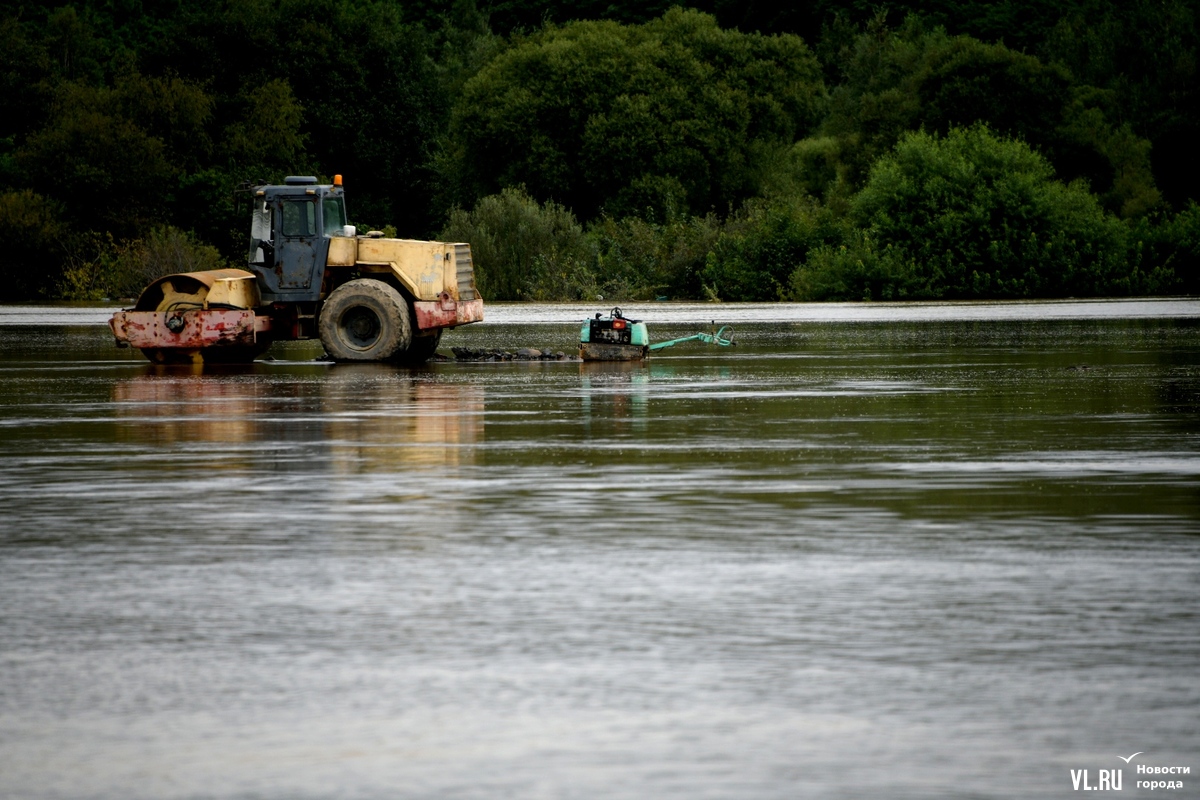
[0, 0, 1197, 302]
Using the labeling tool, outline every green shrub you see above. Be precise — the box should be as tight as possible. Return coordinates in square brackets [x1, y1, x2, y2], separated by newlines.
[0, 189, 65, 301]
[587, 213, 722, 300]
[788, 231, 923, 301]
[703, 197, 845, 301]
[1147, 203, 1200, 293]
[846, 125, 1140, 299]
[57, 226, 226, 301]
[520, 253, 600, 302]
[439, 187, 593, 300]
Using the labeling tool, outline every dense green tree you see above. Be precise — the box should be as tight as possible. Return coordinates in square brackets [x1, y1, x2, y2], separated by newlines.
[0, 15, 52, 153]
[851, 125, 1130, 298]
[790, 126, 1169, 301]
[1041, 0, 1200, 209]
[270, 0, 443, 230]
[18, 80, 179, 237]
[6, 0, 447, 232]
[444, 8, 826, 221]
[0, 190, 65, 299]
[811, 18, 1162, 218]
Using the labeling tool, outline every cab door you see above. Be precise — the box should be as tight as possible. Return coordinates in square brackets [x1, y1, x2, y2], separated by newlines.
[277, 197, 318, 290]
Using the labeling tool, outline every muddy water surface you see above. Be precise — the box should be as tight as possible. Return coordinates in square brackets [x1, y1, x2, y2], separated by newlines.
[1, 300, 1198, 799]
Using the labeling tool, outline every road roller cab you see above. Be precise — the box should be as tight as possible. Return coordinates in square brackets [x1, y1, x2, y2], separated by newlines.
[247, 175, 347, 304]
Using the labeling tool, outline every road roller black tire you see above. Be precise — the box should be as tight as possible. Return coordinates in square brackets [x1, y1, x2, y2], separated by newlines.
[398, 329, 443, 365]
[319, 279, 412, 362]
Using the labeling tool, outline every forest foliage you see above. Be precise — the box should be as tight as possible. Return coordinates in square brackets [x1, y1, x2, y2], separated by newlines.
[0, 0, 1197, 302]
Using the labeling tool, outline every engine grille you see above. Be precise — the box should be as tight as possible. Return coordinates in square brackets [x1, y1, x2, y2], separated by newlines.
[454, 243, 477, 301]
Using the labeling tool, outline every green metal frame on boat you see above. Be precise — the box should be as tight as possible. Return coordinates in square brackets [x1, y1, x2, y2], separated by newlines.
[648, 325, 735, 351]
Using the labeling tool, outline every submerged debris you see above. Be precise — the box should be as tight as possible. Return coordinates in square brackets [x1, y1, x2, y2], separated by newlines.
[451, 347, 578, 362]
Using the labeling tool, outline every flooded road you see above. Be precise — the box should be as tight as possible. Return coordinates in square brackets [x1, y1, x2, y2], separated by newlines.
[1, 300, 1198, 799]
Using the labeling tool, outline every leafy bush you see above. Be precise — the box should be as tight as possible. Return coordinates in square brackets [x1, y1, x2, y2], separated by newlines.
[588, 213, 722, 300]
[1142, 203, 1200, 293]
[520, 253, 600, 302]
[444, 188, 730, 302]
[0, 189, 65, 300]
[439, 187, 593, 300]
[703, 197, 845, 301]
[57, 226, 226, 301]
[787, 232, 922, 301]
[835, 125, 1146, 299]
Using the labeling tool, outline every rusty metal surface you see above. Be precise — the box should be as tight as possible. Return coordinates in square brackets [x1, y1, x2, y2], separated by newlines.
[412, 296, 485, 331]
[110, 309, 262, 349]
[579, 342, 649, 361]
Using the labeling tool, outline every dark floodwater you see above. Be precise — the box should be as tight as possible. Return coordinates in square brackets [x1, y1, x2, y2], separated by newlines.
[1, 301, 1198, 799]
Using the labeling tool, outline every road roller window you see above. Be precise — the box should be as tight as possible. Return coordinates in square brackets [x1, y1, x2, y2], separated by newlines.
[282, 198, 316, 237]
[323, 196, 346, 237]
[248, 198, 273, 264]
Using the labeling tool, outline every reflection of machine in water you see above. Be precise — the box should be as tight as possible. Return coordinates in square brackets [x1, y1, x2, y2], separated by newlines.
[113, 369, 276, 448]
[113, 364, 485, 474]
[580, 360, 650, 432]
[578, 362, 734, 435]
[321, 364, 484, 473]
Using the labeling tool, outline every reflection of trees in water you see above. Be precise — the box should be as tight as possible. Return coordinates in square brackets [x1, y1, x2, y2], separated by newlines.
[1154, 320, 1200, 423]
